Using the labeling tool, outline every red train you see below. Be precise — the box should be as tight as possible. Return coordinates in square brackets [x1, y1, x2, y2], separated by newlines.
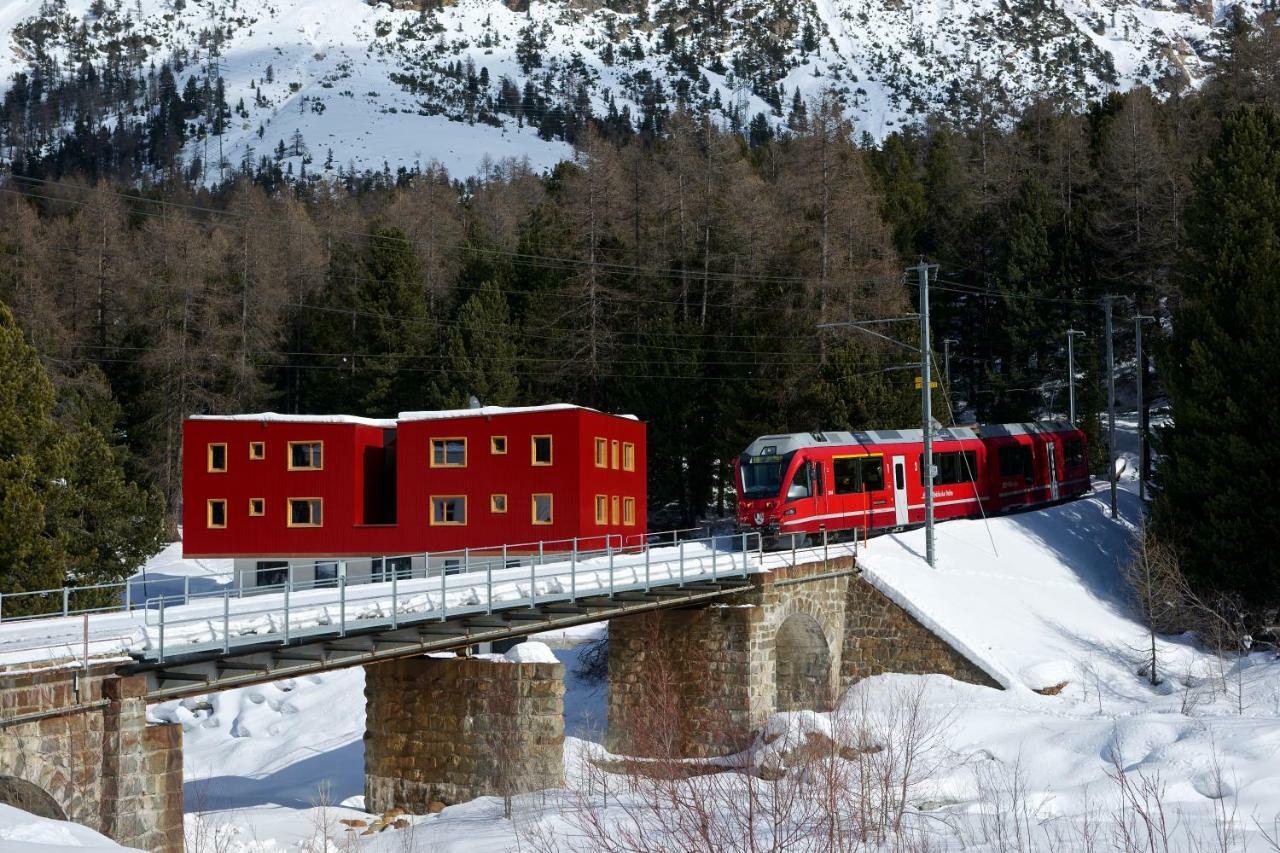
[733, 421, 1090, 545]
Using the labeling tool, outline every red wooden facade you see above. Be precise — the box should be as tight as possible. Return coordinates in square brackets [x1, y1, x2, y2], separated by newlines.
[182, 405, 647, 558]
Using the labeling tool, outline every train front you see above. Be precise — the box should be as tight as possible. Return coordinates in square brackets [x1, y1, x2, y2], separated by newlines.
[733, 441, 800, 546]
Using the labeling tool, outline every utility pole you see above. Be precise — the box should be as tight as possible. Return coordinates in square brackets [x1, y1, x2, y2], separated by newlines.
[1103, 297, 1118, 519]
[1134, 314, 1155, 501]
[916, 261, 939, 568]
[1067, 329, 1085, 425]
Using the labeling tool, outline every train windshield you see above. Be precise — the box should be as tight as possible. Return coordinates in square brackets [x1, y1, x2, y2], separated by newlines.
[739, 451, 796, 499]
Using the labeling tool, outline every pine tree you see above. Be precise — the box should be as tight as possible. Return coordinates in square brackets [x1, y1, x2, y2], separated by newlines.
[1154, 104, 1280, 608]
[437, 281, 519, 408]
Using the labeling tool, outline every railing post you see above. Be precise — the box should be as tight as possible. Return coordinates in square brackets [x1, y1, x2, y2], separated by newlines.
[822, 525, 829, 564]
[157, 595, 165, 665]
[223, 590, 230, 654]
[1, 591, 5, 624]
[530, 557, 537, 607]
[645, 546, 651, 591]
[283, 581, 290, 645]
[679, 541, 685, 587]
[440, 556, 447, 621]
[464, 547, 470, 575]
[609, 546, 614, 598]
[339, 575, 347, 637]
[123, 580, 130, 613]
[391, 569, 398, 630]
[539, 540, 545, 566]
[741, 532, 749, 571]
[792, 532, 797, 567]
[184, 575, 190, 606]
[488, 553, 495, 616]
[711, 535, 718, 581]
[62, 587, 69, 617]
[571, 537, 577, 600]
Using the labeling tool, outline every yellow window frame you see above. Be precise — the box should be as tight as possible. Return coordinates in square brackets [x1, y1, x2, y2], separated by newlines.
[286, 497, 323, 527]
[490, 436, 508, 455]
[490, 494, 508, 513]
[249, 441, 265, 460]
[429, 495, 468, 526]
[610, 440, 620, 470]
[207, 443, 227, 473]
[594, 437, 607, 468]
[430, 437, 468, 468]
[531, 493, 553, 525]
[610, 495, 620, 525]
[249, 497, 265, 517]
[594, 494, 608, 525]
[287, 441, 324, 471]
[623, 442, 635, 472]
[531, 435, 553, 466]
[623, 497, 636, 526]
[207, 499, 227, 528]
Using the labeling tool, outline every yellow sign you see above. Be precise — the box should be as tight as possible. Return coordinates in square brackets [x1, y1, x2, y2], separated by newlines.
[914, 377, 939, 390]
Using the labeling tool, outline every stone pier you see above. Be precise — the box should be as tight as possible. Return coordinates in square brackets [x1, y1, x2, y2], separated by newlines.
[364, 655, 565, 812]
[0, 666, 184, 852]
[607, 556, 999, 758]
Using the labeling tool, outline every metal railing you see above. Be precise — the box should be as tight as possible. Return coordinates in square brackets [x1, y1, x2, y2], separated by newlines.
[141, 530, 762, 664]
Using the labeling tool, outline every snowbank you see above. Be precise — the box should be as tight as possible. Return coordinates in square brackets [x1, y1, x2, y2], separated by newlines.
[0, 804, 138, 852]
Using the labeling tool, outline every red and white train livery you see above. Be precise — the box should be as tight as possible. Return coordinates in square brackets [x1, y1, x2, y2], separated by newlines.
[734, 421, 1089, 544]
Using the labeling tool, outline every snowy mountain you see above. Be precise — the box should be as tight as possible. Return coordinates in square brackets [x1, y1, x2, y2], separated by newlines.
[0, 0, 1264, 177]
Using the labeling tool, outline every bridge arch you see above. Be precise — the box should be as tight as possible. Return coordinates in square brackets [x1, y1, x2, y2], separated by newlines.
[0, 775, 67, 820]
[774, 612, 833, 712]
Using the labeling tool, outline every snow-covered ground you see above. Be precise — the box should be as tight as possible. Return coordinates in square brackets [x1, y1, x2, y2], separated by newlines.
[137, 442, 1280, 849]
[0, 804, 137, 853]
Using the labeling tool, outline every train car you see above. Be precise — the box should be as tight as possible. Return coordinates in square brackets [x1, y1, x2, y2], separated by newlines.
[734, 421, 1088, 545]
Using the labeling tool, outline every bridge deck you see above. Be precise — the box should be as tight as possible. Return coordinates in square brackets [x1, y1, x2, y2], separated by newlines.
[0, 535, 860, 699]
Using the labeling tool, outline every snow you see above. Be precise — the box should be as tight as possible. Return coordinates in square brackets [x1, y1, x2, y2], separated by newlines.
[144, 419, 1280, 850]
[504, 640, 559, 664]
[3, 0, 1267, 178]
[0, 804, 138, 852]
[187, 413, 398, 427]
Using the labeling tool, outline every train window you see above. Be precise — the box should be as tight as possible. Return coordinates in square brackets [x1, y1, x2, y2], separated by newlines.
[1064, 439, 1085, 469]
[532, 436, 553, 466]
[739, 450, 794, 499]
[998, 446, 1034, 481]
[786, 463, 811, 500]
[833, 456, 884, 494]
[920, 451, 979, 486]
[894, 464, 905, 491]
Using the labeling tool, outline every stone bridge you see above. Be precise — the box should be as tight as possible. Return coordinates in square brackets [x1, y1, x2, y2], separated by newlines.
[0, 552, 996, 850]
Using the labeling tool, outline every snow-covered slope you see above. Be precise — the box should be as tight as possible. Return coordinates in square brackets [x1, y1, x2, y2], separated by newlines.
[0, 804, 138, 853]
[1, 0, 1265, 177]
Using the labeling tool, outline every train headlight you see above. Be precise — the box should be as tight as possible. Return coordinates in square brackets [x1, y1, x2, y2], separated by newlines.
[753, 512, 765, 525]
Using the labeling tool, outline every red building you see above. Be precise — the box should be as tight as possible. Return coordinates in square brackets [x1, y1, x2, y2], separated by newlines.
[182, 405, 646, 588]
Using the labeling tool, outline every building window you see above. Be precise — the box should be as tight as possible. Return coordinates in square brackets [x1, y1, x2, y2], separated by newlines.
[611, 495, 620, 525]
[288, 441, 323, 470]
[207, 499, 227, 528]
[532, 493, 553, 525]
[491, 436, 507, 455]
[314, 561, 339, 588]
[594, 437, 607, 468]
[249, 498, 265, 516]
[372, 556, 412, 582]
[594, 494, 608, 525]
[287, 498, 323, 527]
[611, 440, 620, 470]
[207, 443, 227, 472]
[622, 442, 635, 472]
[430, 438, 467, 467]
[256, 561, 288, 588]
[531, 435, 553, 466]
[623, 497, 636, 526]
[249, 441, 265, 460]
[431, 495, 467, 525]
[491, 494, 508, 513]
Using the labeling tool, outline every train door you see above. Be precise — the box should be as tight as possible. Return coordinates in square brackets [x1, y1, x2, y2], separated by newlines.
[1046, 440, 1060, 501]
[892, 456, 909, 526]
[810, 458, 828, 529]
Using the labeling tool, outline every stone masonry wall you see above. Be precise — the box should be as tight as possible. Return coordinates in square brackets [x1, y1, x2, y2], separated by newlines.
[365, 656, 564, 812]
[0, 667, 183, 853]
[840, 577, 1001, 689]
[608, 555, 1000, 759]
